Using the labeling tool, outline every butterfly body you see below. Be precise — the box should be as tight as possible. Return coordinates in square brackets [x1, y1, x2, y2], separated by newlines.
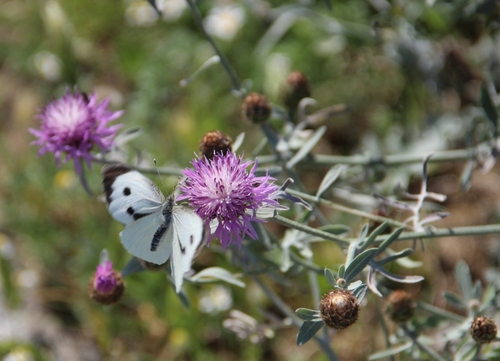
[102, 164, 204, 292]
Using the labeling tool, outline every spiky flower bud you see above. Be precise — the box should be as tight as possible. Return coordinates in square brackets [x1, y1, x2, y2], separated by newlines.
[470, 316, 497, 344]
[199, 130, 232, 160]
[319, 289, 359, 330]
[282, 71, 311, 111]
[88, 260, 124, 305]
[241, 93, 272, 123]
[385, 290, 416, 323]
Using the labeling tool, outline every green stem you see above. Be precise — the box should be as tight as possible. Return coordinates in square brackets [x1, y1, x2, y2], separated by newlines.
[252, 276, 338, 361]
[416, 301, 465, 323]
[185, 0, 241, 93]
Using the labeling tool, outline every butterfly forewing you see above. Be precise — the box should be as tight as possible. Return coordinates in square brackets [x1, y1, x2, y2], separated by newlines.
[103, 164, 165, 224]
[170, 205, 204, 293]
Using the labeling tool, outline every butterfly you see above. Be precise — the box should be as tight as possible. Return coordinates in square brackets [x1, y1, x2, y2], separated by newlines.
[102, 164, 204, 293]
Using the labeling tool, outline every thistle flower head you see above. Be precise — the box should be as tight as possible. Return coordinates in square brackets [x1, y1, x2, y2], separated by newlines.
[89, 260, 124, 305]
[30, 88, 123, 174]
[178, 152, 281, 248]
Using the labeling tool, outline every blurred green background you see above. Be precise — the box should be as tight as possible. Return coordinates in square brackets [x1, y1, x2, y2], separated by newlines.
[1, 0, 500, 360]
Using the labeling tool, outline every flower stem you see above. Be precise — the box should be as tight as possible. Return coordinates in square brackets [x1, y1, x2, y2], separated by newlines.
[185, 0, 241, 93]
[252, 276, 338, 361]
[416, 301, 465, 323]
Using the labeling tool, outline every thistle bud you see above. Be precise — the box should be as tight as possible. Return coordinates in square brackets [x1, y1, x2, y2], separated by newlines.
[241, 93, 272, 123]
[199, 130, 232, 160]
[88, 260, 124, 305]
[470, 316, 497, 344]
[319, 289, 359, 330]
[282, 71, 311, 111]
[385, 290, 416, 323]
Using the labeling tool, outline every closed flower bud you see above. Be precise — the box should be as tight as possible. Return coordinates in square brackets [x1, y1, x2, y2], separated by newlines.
[88, 260, 124, 305]
[199, 130, 232, 159]
[282, 71, 311, 111]
[241, 93, 272, 123]
[470, 316, 497, 344]
[319, 289, 359, 330]
[386, 290, 416, 323]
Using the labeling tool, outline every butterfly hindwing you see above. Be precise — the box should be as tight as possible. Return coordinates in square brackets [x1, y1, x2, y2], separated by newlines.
[170, 205, 204, 292]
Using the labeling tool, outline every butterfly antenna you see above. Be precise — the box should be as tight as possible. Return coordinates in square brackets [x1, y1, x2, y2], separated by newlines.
[153, 159, 167, 189]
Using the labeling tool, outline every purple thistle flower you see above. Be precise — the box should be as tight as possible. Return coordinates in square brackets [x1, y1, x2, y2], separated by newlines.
[93, 260, 118, 294]
[30, 88, 123, 174]
[177, 152, 281, 248]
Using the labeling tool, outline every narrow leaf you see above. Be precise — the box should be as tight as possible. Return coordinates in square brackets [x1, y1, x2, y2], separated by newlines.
[190, 267, 246, 288]
[350, 283, 368, 303]
[374, 265, 424, 284]
[368, 342, 413, 360]
[375, 227, 404, 256]
[461, 161, 474, 191]
[377, 248, 414, 266]
[455, 260, 474, 301]
[481, 83, 499, 129]
[287, 125, 326, 168]
[360, 222, 388, 251]
[344, 248, 378, 284]
[338, 264, 345, 279]
[232, 132, 245, 153]
[443, 291, 467, 309]
[296, 321, 324, 346]
[316, 165, 344, 198]
[296, 308, 322, 322]
[324, 268, 337, 287]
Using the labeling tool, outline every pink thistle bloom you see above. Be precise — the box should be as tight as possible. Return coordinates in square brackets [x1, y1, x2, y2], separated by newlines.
[93, 260, 118, 294]
[177, 152, 281, 248]
[30, 89, 123, 174]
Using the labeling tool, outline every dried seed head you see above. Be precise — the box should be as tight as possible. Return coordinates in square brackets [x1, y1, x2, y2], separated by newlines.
[282, 71, 311, 110]
[385, 290, 416, 323]
[241, 93, 272, 123]
[88, 261, 125, 305]
[470, 316, 497, 344]
[319, 289, 359, 330]
[199, 130, 232, 160]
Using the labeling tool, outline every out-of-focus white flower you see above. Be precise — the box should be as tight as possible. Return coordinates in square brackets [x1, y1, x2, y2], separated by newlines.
[125, 1, 159, 27]
[3, 347, 34, 361]
[157, 0, 187, 21]
[204, 5, 246, 41]
[33, 51, 62, 81]
[198, 285, 233, 314]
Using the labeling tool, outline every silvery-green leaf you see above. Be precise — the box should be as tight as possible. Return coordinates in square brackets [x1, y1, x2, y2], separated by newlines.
[368, 342, 413, 360]
[324, 268, 336, 287]
[121, 257, 145, 277]
[384, 248, 422, 268]
[261, 123, 280, 150]
[461, 161, 474, 191]
[360, 222, 388, 251]
[295, 308, 322, 322]
[454, 340, 479, 361]
[479, 284, 496, 313]
[190, 267, 246, 288]
[232, 132, 245, 153]
[350, 283, 368, 303]
[374, 265, 424, 284]
[375, 227, 404, 256]
[443, 291, 466, 309]
[344, 248, 378, 284]
[316, 165, 344, 198]
[287, 125, 326, 168]
[378, 248, 414, 266]
[420, 212, 449, 225]
[472, 280, 482, 301]
[338, 264, 345, 279]
[455, 260, 474, 301]
[114, 127, 143, 147]
[319, 224, 351, 236]
[367, 267, 382, 297]
[296, 320, 324, 346]
[357, 223, 370, 245]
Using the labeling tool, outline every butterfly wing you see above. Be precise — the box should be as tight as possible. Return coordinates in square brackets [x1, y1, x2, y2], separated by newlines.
[170, 205, 204, 293]
[102, 164, 166, 225]
[102, 164, 172, 264]
[120, 211, 173, 265]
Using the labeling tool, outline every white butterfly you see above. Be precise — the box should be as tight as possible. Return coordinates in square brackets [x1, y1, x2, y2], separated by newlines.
[102, 164, 204, 293]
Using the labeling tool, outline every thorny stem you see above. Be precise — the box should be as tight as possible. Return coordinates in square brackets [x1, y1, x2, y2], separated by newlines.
[185, 0, 241, 93]
[252, 276, 338, 361]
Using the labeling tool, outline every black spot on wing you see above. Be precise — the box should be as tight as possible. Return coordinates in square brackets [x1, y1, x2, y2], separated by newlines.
[127, 207, 134, 215]
[133, 213, 149, 221]
[102, 164, 133, 204]
[123, 187, 131, 196]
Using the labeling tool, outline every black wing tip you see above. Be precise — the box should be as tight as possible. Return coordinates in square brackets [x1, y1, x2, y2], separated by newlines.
[102, 163, 133, 204]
